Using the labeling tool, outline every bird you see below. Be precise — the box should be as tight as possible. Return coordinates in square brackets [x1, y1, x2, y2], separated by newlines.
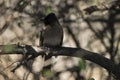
[39, 13, 63, 70]
[40, 13, 63, 48]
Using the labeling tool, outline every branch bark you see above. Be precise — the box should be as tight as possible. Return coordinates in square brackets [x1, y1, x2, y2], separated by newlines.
[0, 44, 120, 79]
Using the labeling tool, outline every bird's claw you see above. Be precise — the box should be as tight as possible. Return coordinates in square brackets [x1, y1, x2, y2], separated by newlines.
[41, 47, 51, 55]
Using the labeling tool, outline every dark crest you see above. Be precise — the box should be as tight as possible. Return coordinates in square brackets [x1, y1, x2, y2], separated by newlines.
[44, 13, 58, 25]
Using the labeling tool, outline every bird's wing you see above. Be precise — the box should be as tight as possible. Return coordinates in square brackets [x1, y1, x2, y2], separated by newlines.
[39, 30, 44, 46]
[60, 28, 63, 46]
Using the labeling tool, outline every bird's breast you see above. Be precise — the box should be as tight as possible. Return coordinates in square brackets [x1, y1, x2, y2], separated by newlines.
[43, 26, 63, 47]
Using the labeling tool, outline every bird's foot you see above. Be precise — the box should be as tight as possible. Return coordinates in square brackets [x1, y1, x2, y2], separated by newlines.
[41, 47, 51, 55]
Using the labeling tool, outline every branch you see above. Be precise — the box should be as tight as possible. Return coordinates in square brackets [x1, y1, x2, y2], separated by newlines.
[0, 44, 44, 55]
[0, 44, 120, 79]
[51, 47, 120, 79]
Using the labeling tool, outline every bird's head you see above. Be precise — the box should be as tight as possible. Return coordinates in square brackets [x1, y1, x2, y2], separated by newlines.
[41, 13, 58, 25]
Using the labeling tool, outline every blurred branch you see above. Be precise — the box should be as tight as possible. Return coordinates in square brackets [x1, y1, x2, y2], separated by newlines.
[107, 9, 115, 61]
[0, 71, 9, 80]
[0, 44, 120, 79]
[83, 0, 120, 15]
[84, 18, 109, 50]
[66, 25, 81, 48]
[14, 0, 30, 12]
[0, 22, 9, 35]
[114, 36, 120, 56]
[83, 5, 99, 14]
[0, 0, 31, 35]
[85, 18, 120, 23]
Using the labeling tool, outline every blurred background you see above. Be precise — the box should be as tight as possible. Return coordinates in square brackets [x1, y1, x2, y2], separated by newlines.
[0, 0, 120, 80]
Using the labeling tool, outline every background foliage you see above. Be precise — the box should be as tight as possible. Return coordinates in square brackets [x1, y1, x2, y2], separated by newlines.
[0, 0, 120, 80]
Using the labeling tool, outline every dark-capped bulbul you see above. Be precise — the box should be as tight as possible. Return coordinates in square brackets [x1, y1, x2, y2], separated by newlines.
[40, 13, 63, 48]
[39, 13, 63, 70]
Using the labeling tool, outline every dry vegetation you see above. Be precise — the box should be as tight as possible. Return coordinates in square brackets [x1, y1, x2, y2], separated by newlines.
[0, 0, 120, 80]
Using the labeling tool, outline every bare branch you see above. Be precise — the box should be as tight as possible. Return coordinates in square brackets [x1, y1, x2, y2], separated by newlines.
[0, 44, 120, 79]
